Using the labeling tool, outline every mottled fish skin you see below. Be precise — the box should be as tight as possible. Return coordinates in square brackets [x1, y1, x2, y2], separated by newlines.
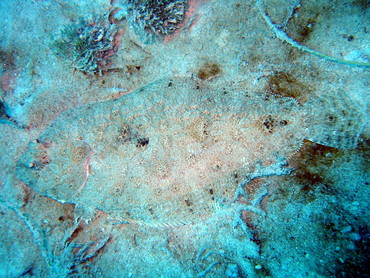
[16, 78, 365, 226]
[305, 90, 367, 150]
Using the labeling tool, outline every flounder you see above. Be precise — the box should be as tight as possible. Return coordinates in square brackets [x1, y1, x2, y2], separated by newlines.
[16, 78, 366, 226]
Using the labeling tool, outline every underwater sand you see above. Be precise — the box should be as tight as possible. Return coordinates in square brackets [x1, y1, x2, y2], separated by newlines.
[0, 0, 369, 277]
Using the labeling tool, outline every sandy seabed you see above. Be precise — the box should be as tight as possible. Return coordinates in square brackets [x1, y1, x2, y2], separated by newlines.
[0, 0, 369, 277]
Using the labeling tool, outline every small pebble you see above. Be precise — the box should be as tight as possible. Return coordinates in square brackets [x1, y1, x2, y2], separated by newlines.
[255, 264, 262, 270]
[340, 226, 352, 234]
[226, 263, 239, 277]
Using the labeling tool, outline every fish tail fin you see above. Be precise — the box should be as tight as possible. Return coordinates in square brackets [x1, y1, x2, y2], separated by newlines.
[305, 91, 367, 149]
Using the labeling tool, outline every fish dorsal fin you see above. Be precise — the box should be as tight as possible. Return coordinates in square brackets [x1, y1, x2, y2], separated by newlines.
[305, 91, 367, 149]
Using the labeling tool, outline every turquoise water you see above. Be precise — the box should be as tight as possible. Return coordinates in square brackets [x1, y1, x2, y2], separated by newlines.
[0, 0, 369, 277]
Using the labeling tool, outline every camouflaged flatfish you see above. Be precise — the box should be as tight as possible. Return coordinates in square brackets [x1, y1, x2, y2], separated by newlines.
[16, 78, 366, 226]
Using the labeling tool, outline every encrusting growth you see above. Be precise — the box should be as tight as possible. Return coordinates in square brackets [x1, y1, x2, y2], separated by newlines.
[52, 14, 122, 74]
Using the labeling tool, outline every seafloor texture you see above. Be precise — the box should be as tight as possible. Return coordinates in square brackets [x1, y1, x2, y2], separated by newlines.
[1, 0, 369, 277]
